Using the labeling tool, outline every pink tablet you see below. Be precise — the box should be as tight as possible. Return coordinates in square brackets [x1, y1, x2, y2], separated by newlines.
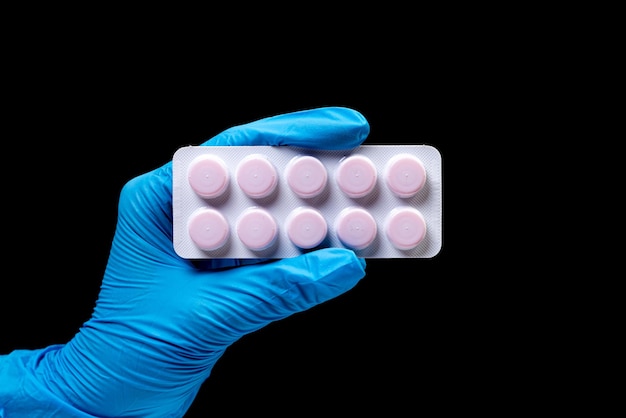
[334, 207, 377, 250]
[384, 153, 426, 198]
[236, 154, 278, 198]
[335, 155, 377, 198]
[187, 154, 230, 199]
[285, 207, 328, 249]
[385, 207, 426, 250]
[187, 208, 230, 251]
[236, 207, 278, 251]
[285, 155, 328, 198]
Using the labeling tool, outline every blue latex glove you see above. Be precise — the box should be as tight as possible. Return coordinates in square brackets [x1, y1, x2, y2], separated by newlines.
[0, 107, 370, 417]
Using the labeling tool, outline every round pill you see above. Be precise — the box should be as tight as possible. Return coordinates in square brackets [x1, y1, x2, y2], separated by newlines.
[187, 154, 229, 199]
[384, 153, 426, 198]
[385, 207, 427, 250]
[236, 154, 278, 198]
[285, 155, 328, 198]
[236, 207, 278, 251]
[335, 155, 377, 198]
[334, 207, 377, 250]
[187, 208, 230, 251]
[285, 207, 328, 249]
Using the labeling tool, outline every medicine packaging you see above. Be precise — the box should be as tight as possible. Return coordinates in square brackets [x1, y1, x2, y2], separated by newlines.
[172, 145, 442, 259]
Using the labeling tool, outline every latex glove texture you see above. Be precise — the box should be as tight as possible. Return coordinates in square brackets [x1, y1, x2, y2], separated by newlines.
[0, 107, 370, 417]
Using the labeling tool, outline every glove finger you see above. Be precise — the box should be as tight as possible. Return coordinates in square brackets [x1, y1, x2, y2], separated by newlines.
[202, 106, 370, 149]
[199, 247, 366, 344]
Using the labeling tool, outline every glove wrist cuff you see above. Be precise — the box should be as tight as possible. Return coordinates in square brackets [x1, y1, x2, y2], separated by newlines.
[1, 346, 95, 416]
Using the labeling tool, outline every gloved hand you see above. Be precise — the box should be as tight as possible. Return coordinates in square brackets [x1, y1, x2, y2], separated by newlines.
[0, 107, 370, 417]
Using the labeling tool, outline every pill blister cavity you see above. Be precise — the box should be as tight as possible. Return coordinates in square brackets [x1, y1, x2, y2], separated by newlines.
[335, 155, 378, 198]
[187, 208, 230, 251]
[285, 206, 328, 249]
[236, 207, 278, 251]
[236, 154, 278, 199]
[335, 206, 378, 250]
[384, 153, 426, 198]
[285, 155, 328, 198]
[187, 155, 230, 199]
[384, 206, 426, 250]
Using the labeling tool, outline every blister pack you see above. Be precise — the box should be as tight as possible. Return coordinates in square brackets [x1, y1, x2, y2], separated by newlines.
[172, 145, 442, 259]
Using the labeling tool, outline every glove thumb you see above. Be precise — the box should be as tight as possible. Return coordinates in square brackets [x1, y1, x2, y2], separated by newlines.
[203, 248, 366, 343]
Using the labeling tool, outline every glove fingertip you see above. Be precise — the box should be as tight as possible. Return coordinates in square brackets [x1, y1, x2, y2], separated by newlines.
[282, 247, 367, 299]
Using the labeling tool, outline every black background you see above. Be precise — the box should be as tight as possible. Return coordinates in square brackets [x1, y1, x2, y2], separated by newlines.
[1, 47, 511, 415]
